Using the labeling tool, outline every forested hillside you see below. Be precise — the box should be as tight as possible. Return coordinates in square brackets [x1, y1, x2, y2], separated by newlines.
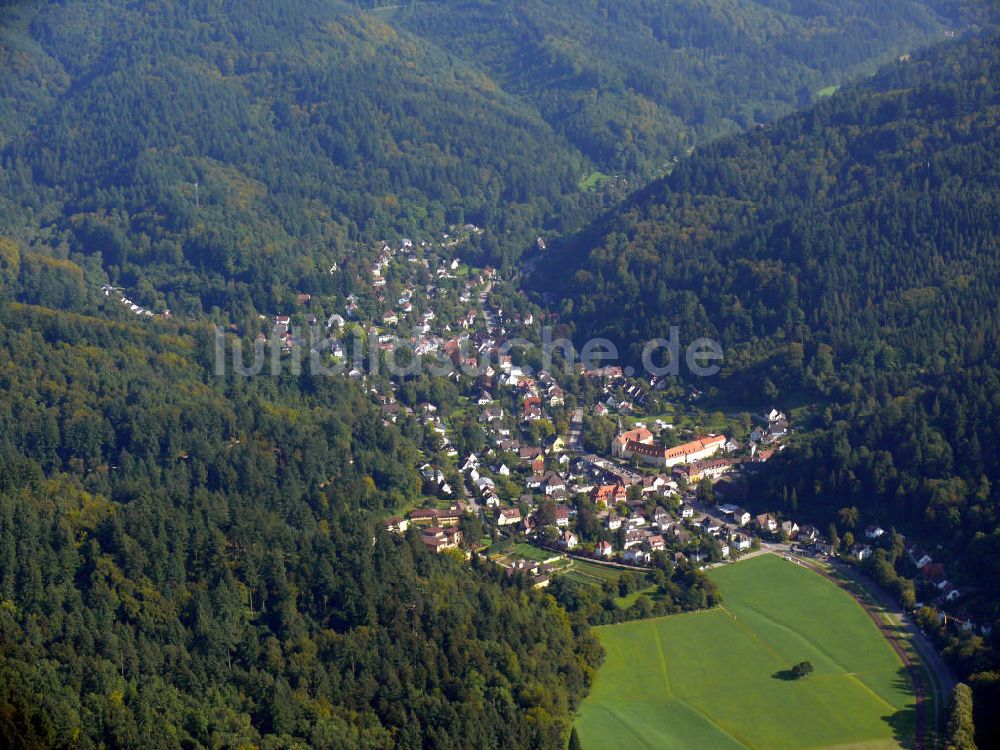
[537, 28, 1000, 737]
[3, 1, 1000, 747]
[539, 30, 1000, 396]
[391, 0, 976, 177]
[0, 280, 601, 748]
[0, 0, 985, 318]
[0, 0, 600, 314]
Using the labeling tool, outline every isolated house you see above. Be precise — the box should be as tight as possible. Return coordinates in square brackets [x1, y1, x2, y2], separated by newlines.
[700, 517, 721, 535]
[865, 525, 886, 540]
[540, 472, 567, 496]
[421, 526, 462, 552]
[384, 517, 409, 534]
[910, 548, 932, 568]
[798, 525, 820, 543]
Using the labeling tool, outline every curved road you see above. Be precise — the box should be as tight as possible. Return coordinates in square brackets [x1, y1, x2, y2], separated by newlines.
[789, 552, 956, 749]
[825, 558, 956, 735]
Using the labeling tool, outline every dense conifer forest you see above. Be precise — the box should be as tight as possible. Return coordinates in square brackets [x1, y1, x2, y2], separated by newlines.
[539, 32, 1000, 390]
[0, 297, 602, 748]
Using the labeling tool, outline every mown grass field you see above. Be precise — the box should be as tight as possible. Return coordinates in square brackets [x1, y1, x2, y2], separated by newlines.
[576, 554, 915, 750]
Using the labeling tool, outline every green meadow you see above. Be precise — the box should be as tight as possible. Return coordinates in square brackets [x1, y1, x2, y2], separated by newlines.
[576, 554, 915, 750]
[578, 171, 612, 191]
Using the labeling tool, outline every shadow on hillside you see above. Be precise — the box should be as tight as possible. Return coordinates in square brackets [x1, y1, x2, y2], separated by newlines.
[882, 666, 919, 750]
[883, 708, 917, 750]
[771, 669, 797, 681]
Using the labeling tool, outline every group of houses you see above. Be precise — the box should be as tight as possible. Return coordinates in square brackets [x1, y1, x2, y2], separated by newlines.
[907, 543, 962, 605]
[399, 396, 806, 569]
[101, 285, 170, 318]
[267, 232, 811, 574]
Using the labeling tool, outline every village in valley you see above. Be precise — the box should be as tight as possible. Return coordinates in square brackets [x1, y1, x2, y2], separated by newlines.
[206, 228, 971, 627]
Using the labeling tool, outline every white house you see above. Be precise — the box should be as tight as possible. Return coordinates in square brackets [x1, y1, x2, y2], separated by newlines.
[852, 545, 873, 561]
[910, 548, 932, 568]
[756, 514, 778, 533]
[497, 508, 522, 526]
[624, 548, 651, 565]
[780, 520, 800, 538]
[732, 534, 753, 552]
[623, 529, 645, 549]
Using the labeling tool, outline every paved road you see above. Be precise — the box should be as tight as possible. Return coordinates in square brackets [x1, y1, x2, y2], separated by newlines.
[781, 552, 955, 748]
[568, 407, 583, 451]
[710, 549, 952, 747]
[825, 558, 956, 739]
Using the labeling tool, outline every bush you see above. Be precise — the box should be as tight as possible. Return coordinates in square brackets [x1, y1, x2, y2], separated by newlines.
[792, 661, 814, 679]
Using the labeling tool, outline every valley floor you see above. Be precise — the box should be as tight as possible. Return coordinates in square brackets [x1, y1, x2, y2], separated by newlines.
[576, 554, 919, 750]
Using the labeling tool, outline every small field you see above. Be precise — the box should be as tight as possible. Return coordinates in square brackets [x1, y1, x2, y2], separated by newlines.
[488, 541, 571, 574]
[578, 171, 611, 191]
[563, 558, 624, 586]
[576, 554, 916, 750]
[510, 542, 558, 562]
